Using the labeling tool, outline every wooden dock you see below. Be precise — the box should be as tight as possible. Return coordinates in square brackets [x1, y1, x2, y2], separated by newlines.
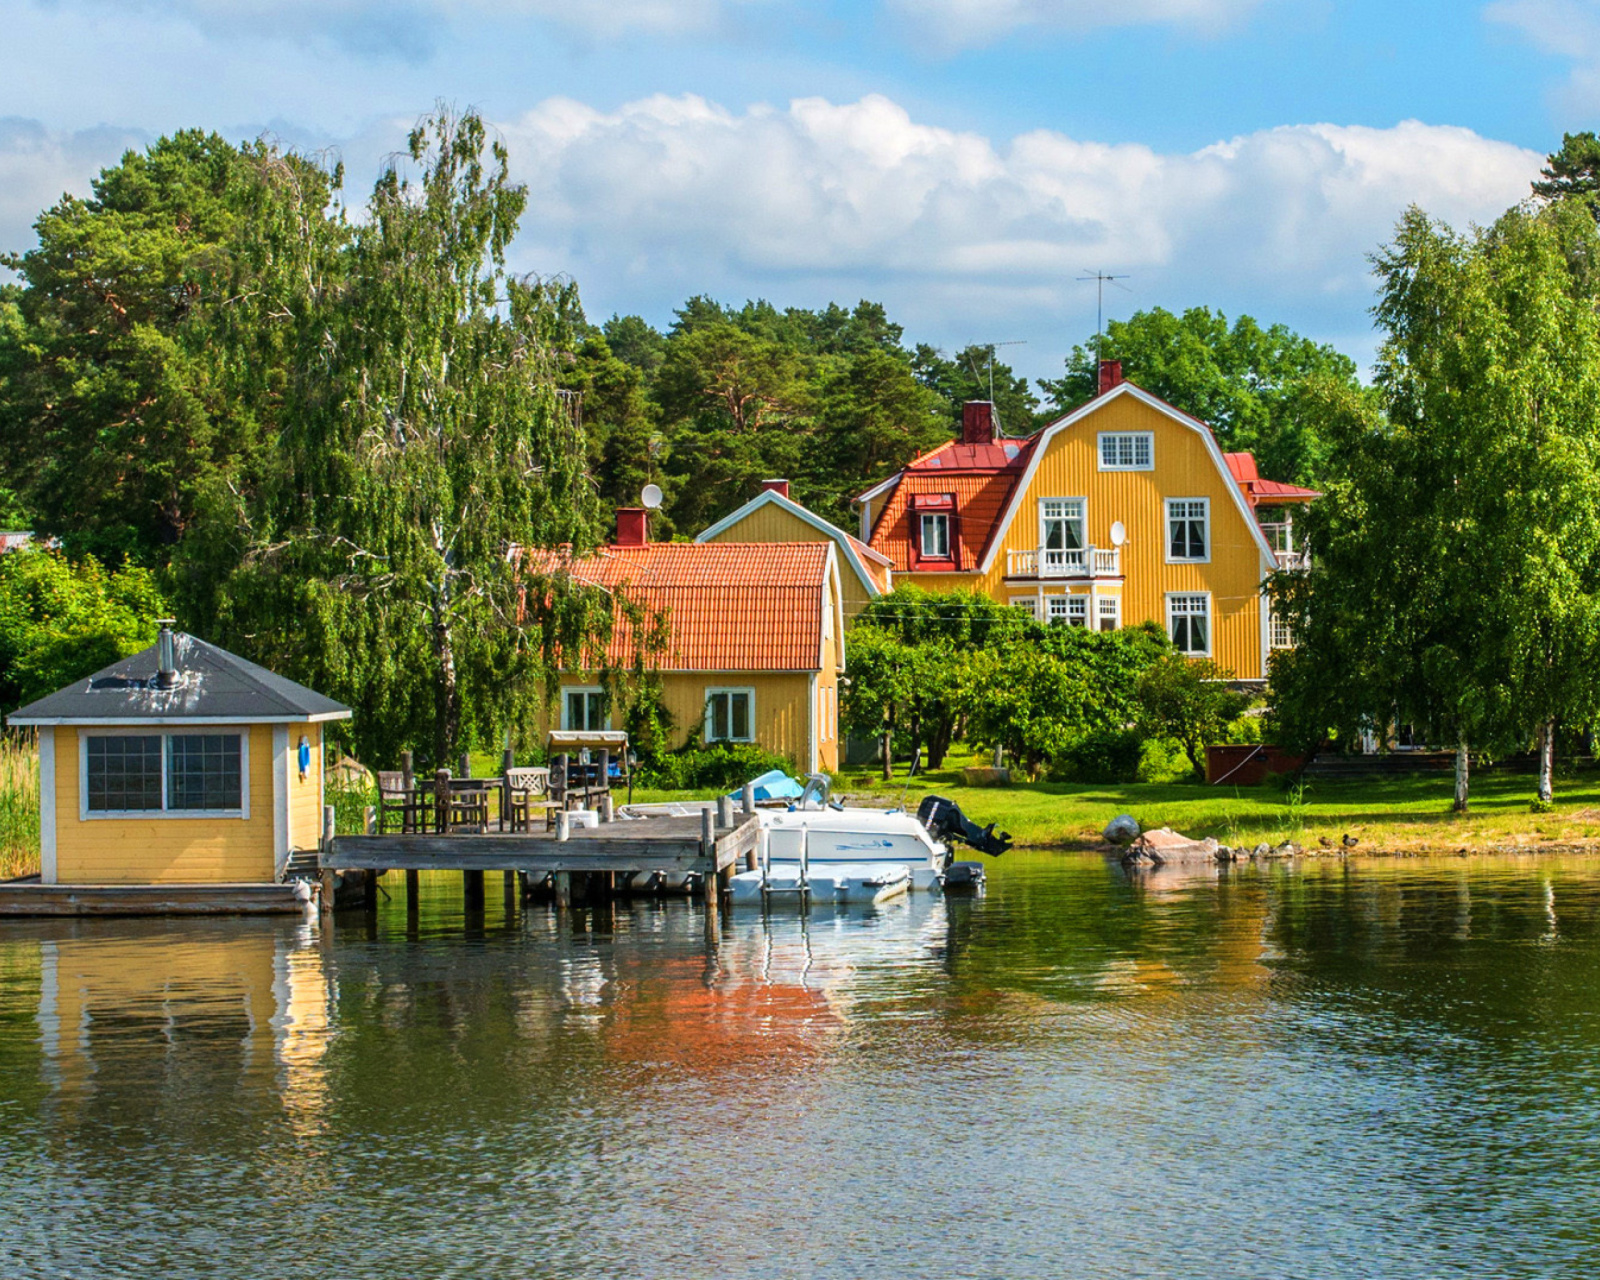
[0, 881, 313, 917]
[322, 809, 761, 909]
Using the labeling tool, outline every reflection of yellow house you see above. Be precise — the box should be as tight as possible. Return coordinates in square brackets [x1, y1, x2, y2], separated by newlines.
[696, 479, 893, 618]
[8, 626, 351, 885]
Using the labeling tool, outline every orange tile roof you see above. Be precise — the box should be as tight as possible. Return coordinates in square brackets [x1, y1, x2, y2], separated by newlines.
[564, 542, 832, 672]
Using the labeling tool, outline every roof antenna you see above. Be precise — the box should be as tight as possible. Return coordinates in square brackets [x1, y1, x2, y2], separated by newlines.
[963, 340, 1028, 432]
[1076, 269, 1130, 367]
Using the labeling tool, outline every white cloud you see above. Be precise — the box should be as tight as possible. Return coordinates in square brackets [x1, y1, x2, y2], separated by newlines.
[885, 0, 1264, 51]
[37, 0, 773, 59]
[500, 93, 1541, 371]
[0, 120, 148, 264]
[1485, 0, 1600, 113]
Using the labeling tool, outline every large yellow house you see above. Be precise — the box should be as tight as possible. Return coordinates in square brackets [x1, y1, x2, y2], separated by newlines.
[855, 368, 1317, 681]
[695, 479, 893, 618]
[8, 627, 350, 885]
[545, 517, 847, 772]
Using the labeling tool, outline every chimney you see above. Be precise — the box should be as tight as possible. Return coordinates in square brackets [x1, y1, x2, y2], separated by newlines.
[155, 619, 177, 690]
[761, 478, 790, 499]
[1098, 359, 1124, 396]
[615, 508, 649, 547]
[961, 401, 995, 446]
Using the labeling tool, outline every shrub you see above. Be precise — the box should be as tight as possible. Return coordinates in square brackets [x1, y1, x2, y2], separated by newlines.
[641, 741, 795, 792]
[0, 731, 39, 879]
[1052, 729, 1144, 783]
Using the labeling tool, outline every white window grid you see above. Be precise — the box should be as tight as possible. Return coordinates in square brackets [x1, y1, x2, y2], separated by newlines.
[1168, 594, 1211, 655]
[1011, 597, 1038, 616]
[1040, 498, 1086, 571]
[560, 685, 607, 732]
[1047, 595, 1088, 627]
[919, 512, 950, 558]
[705, 687, 754, 742]
[1166, 498, 1209, 562]
[1097, 597, 1120, 631]
[1098, 432, 1153, 471]
[1270, 611, 1295, 650]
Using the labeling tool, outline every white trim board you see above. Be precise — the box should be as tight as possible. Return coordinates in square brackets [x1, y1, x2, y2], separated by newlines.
[273, 724, 290, 879]
[38, 728, 55, 884]
[978, 383, 1278, 576]
[10, 711, 351, 727]
[695, 488, 889, 601]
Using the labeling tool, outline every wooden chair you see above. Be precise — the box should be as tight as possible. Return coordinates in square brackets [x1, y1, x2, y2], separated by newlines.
[503, 767, 551, 833]
[376, 771, 428, 833]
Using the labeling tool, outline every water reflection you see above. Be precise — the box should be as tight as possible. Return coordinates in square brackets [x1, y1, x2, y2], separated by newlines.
[3, 858, 1600, 1278]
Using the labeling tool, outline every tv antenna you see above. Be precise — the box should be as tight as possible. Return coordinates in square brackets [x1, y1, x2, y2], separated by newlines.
[963, 339, 1028, 404]
[1076, 269, 1130, 364]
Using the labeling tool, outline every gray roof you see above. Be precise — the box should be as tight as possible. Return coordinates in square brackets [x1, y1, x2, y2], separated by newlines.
[8, 633, 352, 725]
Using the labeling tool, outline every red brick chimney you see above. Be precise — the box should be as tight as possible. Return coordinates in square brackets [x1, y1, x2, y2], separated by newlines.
[1098, 360, 1124, 396]
[961, 401, 995, 445]
[761, 478, 790, 498]
[615, 508, 648, 547]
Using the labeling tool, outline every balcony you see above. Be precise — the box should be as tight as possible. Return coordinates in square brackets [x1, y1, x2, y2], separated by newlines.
[1261, 521, 1309, 571]
[1006, 546, 1121, 579]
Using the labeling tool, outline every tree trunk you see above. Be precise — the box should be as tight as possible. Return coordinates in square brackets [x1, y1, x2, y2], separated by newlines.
[1453, 734, 1470, 812]
[1538, 718, 1556, 805]
[434, 612, 460, 766]
[880, 728, 893, 781]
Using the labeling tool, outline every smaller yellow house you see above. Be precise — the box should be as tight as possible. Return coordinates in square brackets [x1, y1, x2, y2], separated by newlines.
[8, 626, 351, 886]
[695, 479, 893, 618]
[546, 518, 847, 772]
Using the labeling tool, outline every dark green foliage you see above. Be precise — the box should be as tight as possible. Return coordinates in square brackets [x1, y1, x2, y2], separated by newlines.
[1136, 654, 1250, 779]
[912, 342, 1040, 437]
[1037, 306, 1363, 484]
[641, 741, 793, 791]
[0, 548, 165, 711]
[1051, 728, 1144, 784]
[1534, 132, 1600, 213]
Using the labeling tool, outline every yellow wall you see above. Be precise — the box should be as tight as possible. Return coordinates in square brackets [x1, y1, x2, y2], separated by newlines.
[701, 501, 880, 617]
[984, 395, 1271, 679]
[288, 722, 324, 853]
[55, 723, 277, 884]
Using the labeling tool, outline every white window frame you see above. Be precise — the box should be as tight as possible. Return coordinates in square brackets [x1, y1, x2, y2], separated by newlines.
[559, 685, 609, 732]
[1038, 498, 1087, 574]
[1010, 596, 1038, 617]
[1098, 431, 1153, 471]
[1270, 609, 1295, 650]
[1166, 593, 1212, 657]
[1097, 596, 1121, 632]
[1047, 595, 1088, 628]
[705, 687, 755, 743]
[1166, 497, 1211, 564]
[78, 727, 250, 821]
[919, 511, 951, 559]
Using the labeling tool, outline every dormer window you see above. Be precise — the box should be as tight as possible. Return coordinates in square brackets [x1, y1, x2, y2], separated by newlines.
[909, 494, 957, 567]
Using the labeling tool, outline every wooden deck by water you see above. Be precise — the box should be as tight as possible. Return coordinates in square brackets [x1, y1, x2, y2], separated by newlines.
[322, 809, 762, 910]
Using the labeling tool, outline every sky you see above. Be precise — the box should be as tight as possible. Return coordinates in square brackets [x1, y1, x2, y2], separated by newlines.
[0, 0, 1590, 381]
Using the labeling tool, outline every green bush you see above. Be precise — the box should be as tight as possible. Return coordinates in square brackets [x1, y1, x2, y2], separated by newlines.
[641, 741, 796, 792]
[1052, 729, 1144, 783]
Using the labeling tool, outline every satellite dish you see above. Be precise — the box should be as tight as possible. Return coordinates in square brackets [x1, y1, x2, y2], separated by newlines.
[1110, 520, 1127, 548]
[641, 483, 664, 510]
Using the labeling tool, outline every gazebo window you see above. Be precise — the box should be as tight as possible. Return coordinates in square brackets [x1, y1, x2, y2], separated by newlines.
[84, 731, 247, 816]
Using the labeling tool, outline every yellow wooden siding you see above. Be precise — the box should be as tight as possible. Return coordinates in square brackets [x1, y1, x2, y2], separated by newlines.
[288, 722, 324, 852]
[985, 395, 1269, 678]
[702, 502, 877, 617]
[54, 724, 277, 884]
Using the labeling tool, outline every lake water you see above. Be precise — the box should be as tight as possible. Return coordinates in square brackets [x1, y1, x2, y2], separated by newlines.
[3, 853, 1600, 1278]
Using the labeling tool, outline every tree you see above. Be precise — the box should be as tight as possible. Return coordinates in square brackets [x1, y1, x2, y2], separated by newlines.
[1533, 132, 1600, 213]
[190, 109, 607, 766]
[962, 647, 1097, 780]
[1037, 307, 1362, 484]
[0, 549, 165, 711]
[0, 131, 320, 564]
[913, 342, 1040, 437]
[838, 626, 925, 780]
[1273, 202, 1600, 808]
[1136, 654, 1249, 779]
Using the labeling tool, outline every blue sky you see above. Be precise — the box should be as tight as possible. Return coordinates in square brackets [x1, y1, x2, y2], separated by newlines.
[0, 0, 1589, 381]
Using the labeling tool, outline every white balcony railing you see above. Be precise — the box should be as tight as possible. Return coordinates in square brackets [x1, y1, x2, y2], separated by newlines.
[1006, 546, 1121, 579]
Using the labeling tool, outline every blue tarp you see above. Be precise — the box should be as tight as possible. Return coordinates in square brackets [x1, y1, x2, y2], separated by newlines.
[727, 769, 804, 802]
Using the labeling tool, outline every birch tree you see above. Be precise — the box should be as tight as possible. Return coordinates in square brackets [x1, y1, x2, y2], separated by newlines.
[195, 110, 606, 765]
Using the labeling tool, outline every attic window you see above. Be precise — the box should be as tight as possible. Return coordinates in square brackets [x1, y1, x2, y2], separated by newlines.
[1098, 432, 1153, 471]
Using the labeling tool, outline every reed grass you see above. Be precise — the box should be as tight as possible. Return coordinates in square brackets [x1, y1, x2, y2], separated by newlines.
[0, 732, 40, 880]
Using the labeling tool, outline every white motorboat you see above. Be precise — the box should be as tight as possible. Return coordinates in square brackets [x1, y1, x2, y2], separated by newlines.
[730, 775, 1010, 905]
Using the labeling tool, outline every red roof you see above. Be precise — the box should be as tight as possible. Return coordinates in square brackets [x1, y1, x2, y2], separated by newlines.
[1224, 452, 1321, 505]
[865, 435, 1040, 572]
[562, 542, 833, 672]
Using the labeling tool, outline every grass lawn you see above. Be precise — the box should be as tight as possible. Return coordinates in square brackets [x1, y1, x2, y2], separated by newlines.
[636, 759, 1600, 855]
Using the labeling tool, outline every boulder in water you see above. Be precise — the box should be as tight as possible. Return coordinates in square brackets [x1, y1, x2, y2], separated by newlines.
[1103, 814, 1142, 846]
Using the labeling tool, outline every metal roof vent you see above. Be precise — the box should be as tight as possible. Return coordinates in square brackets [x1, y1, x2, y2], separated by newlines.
[156, 620, 178, 690]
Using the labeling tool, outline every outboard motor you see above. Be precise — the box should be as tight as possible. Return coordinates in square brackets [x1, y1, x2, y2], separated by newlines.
[917, 795, 1012, 858]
